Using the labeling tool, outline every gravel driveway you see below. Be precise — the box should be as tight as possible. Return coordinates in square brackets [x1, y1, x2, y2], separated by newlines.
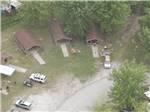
[55, 61, 120, 111]
[8, 61, 120, 112]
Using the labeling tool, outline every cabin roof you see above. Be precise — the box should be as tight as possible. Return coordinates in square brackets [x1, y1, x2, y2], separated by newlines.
[15, 30, 40, 51]
[86, 23, 98, 43]
[50, 20, 72, 43]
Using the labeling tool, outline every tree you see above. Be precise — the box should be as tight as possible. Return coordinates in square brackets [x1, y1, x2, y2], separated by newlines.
[94, 2, 131, 32]
[55, 1, 93, 38]
[138, 26, 150, 51]
[138, 6, 150, 51]
[142, 1, 150, 14]
[17, 1, 55, 26]
[56, 1, 131, 38]
[110, 61, 146, 111]
[16, 1, 131, 38]
[127, 1, 139, 13]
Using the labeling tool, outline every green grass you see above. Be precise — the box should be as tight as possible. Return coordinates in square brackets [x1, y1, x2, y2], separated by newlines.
[122, 37, 150, 67]
[111, 34, 150, 69]
[31, 27, 99, 80]
[1, 14, 21, 30]
[92, 100, 149, 112]
[92, 101, 117, 112]
[105, 28, 150, 70]
[1, 24, 100, 111]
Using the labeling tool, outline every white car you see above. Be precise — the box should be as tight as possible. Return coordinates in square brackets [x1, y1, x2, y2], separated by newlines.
[29, 73, 47, 83]
[104, 55, 111, 69]
[15, 99, 32, 110]
[144, 89, 150, 100]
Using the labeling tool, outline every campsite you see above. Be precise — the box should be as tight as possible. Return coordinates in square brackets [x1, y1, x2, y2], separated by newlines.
[1, 1, 150, 112]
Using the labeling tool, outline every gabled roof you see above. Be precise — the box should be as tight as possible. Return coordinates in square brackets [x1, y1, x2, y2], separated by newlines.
[50, 20, 72, 43]
[87, 23, 98, 43]
[15, 30, 40, 51]
[0, 64, 15, 76]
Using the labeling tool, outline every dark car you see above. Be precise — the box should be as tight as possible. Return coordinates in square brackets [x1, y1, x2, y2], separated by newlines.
[10, 108, 20, 112]
[121, 107, 133, 112]
[23, 79, 33, 87]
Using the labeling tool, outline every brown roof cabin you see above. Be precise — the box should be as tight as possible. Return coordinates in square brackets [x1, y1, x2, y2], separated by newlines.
[50, 20, 72, 43]
[15, 30, 40, 53]
[0, 53, 12, 64]
[87, 23, 99, 44]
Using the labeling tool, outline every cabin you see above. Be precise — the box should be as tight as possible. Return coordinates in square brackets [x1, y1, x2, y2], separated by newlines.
[50, 20, 72, 43]
[50, 19, 72, 57]
[15, 30, 40, 53]
[0, 53, 12, 65]
[86, 23, 99, 44]
[15, 30, 46, 65]
[86, 23, 100, 58]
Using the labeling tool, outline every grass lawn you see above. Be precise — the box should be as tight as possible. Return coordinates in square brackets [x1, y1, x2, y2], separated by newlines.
[1, 24, 101, 111]
[106, 29, 150, 70]
[92, 100, 149, 112]
[114, 37, 150, 70]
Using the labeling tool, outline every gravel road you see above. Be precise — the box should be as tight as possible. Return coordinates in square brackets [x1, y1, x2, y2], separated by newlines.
[55, 61, 120, 112]
[8, 61, 120, 112]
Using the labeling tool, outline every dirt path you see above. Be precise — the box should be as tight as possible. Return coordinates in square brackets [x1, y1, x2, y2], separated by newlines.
[120, 14, 140, 42]
[7, 64, 27, 73]
[60, 43, 69, 57]
[30, 50, 46, 65]
[56, 78, 112, 111]
[55, 61, 120, 111]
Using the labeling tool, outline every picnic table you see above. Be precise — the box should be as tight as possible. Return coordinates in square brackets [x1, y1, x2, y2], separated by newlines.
[70, 48, 80, 54]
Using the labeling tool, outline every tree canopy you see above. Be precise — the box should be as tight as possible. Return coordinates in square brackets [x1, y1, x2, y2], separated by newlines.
[56, 1, 131, 38]
[16, 1, 131, 38]
[17, 1, 55, 26]
[55, 1, 92, 38]
[94, 2, 131, 32]
[138, 3, 150, 51]
[110, 61, 146, 111]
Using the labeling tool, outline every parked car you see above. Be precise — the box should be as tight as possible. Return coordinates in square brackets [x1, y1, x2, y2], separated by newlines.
[23, 79, 33, 87]
[15, 99, 32, 110]
[104, 61, 111, 69]
[144, 89, 150, 101]
[121, 107, 133, 112]
[10, 108, 20, 112]
[102, 49, 110, 56]
[29, 73, 47, 83]
[104, 55, 111, 69]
